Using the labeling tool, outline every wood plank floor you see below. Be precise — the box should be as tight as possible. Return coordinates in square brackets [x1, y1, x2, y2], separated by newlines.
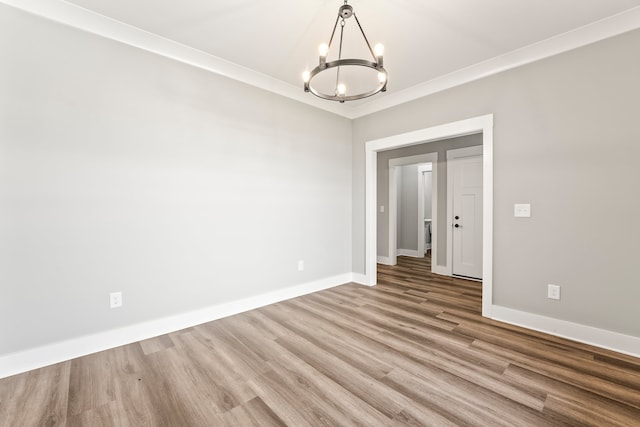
[2, 255, 640, 426]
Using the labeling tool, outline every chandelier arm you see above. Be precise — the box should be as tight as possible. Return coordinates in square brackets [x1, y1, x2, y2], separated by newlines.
[335, 20, 345, 94]
[353, 13, 377, 61]
[327, 14, 341, 50]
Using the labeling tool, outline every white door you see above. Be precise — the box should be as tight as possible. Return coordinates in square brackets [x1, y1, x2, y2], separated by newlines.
[451, 155, 483, 279]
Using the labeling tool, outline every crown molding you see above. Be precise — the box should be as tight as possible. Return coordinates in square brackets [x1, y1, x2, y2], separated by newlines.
[350, 6, 640, 118]
[2, 1, 640, 120]
[0, 0, 358, 118]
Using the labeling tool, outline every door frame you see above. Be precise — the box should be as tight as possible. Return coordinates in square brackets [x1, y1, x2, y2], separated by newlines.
[446, 146, 484, 278]
[387, 154, 438, 267]
[417, 163, 433, 258]
[364, 114, 494, 317]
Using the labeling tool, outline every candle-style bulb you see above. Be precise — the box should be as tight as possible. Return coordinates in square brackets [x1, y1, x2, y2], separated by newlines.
[374, 43, 384, 57]
[319, 43, 329, 57]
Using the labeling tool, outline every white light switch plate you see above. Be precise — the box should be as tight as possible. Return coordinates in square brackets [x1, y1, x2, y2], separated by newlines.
[514, 203, 531, 218]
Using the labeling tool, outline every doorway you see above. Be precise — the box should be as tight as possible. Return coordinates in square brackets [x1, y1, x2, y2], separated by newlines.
[387, 153, 438, 268]
[364, 114, 494, 317]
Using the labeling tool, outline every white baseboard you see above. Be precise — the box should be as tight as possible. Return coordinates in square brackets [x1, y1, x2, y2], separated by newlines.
[350, 272, 369, 285]
[9, 277, 636, 379]
[376, 256, 392, 265]
[397, 249, 421, 258]
[432, 265, 449, 276]
[491, 305, 640, 358]
[0, 273, 352, 379]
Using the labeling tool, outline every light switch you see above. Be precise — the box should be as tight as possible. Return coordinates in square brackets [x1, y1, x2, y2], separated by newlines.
[379, 205, 385, 213]
[514, 203, 531, 218]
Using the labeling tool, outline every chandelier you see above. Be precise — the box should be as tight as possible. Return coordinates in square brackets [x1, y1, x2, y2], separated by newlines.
[303, 0, 387, 103]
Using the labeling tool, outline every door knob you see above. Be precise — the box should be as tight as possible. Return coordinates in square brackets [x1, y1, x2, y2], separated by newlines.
[455, 216, 459, 220]
[454, 224, 460, 228]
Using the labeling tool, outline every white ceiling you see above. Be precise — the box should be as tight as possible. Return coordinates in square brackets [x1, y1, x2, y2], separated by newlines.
[5, 0, 640, 117]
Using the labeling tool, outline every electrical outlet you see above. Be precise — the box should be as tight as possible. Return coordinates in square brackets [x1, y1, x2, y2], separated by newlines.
[514, 203, 531, 218]
[110, 291, 123, 308]
[298, 260, 304, 271]
[547, 284, 560, 300]
[380, 205, 385, 213]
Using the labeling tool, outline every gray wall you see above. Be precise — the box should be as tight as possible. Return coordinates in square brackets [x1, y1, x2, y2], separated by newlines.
[2, 3, 640, 358]
[377, 135, 482, 265]
[0, 6, 352, 355]
[354, 28, 640, 337]
[398, 164, 419, 251]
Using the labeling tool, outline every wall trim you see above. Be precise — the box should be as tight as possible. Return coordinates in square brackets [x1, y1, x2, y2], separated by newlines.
[350, 273, 369, 285]
[389, 154, 437, 168]
[432, 265, 450, 276]
[350, 6, 640, 118]
[388, 166, 399, 266]
[365, 114, 494, 316]
[447, 145, 483, 160]
[0, 0, 346, 118]
[3, 1, 639, 119]
[376, 256, 392, 265]
[417, 163, 434, 259]
[0, 273, 352, 379]
[491, 305, 640, 359]
[397, 249, 421, 258]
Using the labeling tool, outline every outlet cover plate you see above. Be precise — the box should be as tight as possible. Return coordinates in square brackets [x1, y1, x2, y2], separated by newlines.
[547, 284, 560, 300]
[110, 292, 123, 308]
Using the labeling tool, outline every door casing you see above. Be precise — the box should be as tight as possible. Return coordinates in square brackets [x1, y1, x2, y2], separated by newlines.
[364, 114, 494, 317]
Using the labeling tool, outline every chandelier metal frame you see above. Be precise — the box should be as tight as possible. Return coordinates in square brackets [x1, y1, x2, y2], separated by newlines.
[303, 1, 387, 103]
